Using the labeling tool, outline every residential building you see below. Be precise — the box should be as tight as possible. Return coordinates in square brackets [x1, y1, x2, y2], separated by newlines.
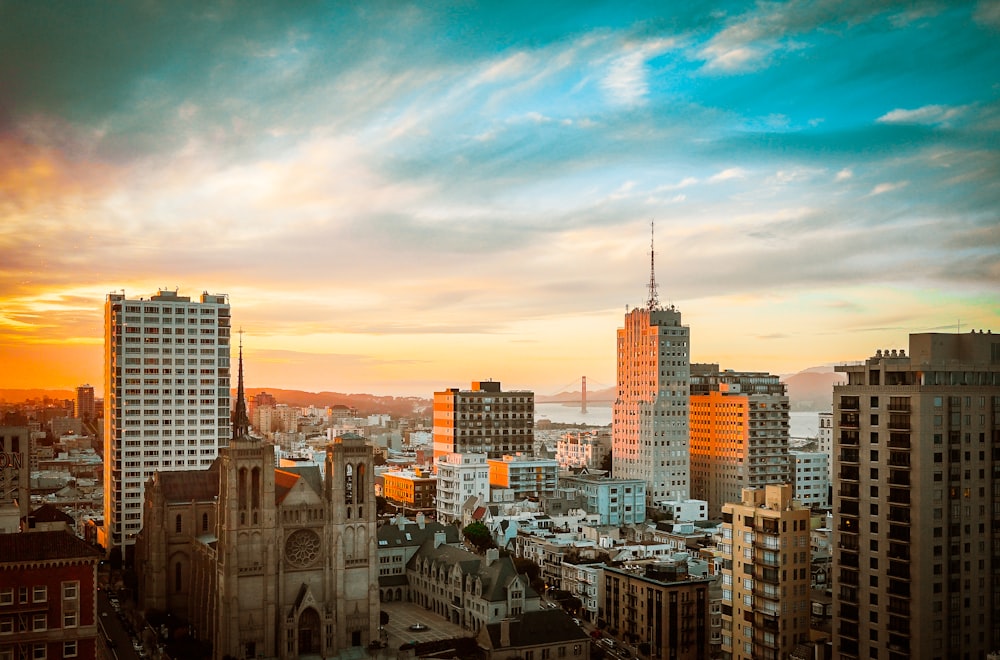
[557, 472, 646, 525]
[0, 530, 102, 660]
[560, 558, 605, 622]
[406, 544, 540, 632]
[817, 411, 833, 484]
[612, 245, 690, 502]
[435, 452, 490, 523]
[248, 391, 276, 424]
[556, 430, 611, 470]
[477, 609, 591, 660]
[75, 385, 95, 422]
[0, 426, 30, 533]
[689, 364, 791, 518]
[433, 381, 534, 460]
[488, 453, 558, 500]
[376, 514, 461, 602]
[720, 484, 811, 660]
[381, 467, 437, 516]
[654, 499, 708, 523]
[135, 353, 379, 659]
[601, 561, 711, 659]
[832, 331, 1000, 660]
[103, 289, 231, 555]
[789, 450, 830, 508]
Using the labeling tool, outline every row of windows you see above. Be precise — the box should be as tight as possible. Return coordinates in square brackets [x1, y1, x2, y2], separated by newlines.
[0, 641, 78, 659]
[0, 582, 77, 606]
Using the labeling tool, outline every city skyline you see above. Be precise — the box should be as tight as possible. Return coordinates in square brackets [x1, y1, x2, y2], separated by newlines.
[1, 2, 998, 397]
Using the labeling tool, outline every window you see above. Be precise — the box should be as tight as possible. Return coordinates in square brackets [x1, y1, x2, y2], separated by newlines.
[32, 613, 46, 631]
[64, 611, 77, 628]
[0, 617, 12, 633]
[63, 641, 78, 658]
[32, 644, 45, 660]
[0, 589, 11, 606]
[62, 582, 78, 600]
[175, 514, 182, 533]
[32, 586, 46, 603]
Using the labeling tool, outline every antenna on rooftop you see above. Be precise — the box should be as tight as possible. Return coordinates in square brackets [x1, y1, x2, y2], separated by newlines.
[646, 221, 659, 311]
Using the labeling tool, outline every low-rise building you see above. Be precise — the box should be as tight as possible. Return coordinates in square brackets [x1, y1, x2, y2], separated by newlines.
[478, 609, 591, 660]
[488, 454, 558, 500]
[789, 450, 830, 508]
[555, 430, 611, 470]
[381, 467, 437, 516]
[376, 515, 461, 602]
[558, 472, 646, 525]
[436, 452, 490, 523]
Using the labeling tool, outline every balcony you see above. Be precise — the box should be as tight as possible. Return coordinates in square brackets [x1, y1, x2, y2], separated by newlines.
[888, 471, 911, 487]
[839, 484, 860, 499]
[754, 549, 780, 567]
[840, 413, 860, 429]
[840, 448, 859, 464]
[887, 579, 911, 597]
[887, 543, 910, 561]
[887, 560, 910, 580]
[888, 488, 911, 506]
[839, 466, 860, 482]
[888, 524, 910, 542]
[888, 433, 911, 449]
[840, 397, 860, 411]
[840, 430, 859, 446]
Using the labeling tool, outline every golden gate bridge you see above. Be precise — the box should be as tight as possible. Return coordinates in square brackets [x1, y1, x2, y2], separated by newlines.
[541, 376, 615, 413]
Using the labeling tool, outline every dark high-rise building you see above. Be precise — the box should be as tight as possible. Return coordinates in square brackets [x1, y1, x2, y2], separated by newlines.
[832, 331, 1000, 659]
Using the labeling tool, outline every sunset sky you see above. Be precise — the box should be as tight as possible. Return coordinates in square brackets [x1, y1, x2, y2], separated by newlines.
[1, 1, 998, 397]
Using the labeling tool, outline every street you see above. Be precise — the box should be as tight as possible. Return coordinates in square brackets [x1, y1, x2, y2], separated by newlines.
[97, 588, 145, 660]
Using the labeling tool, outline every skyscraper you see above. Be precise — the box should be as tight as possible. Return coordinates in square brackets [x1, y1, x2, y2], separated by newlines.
[103, 289, 231, 555]
[75, 384, 95, 422]
[689, 364, 791, 518]
[613, 226, 690, 502]
[432, 381, 534, 461]
[832, 331, 1000, 660]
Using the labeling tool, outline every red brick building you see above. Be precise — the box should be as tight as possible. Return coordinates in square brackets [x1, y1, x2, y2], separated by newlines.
[0, 531, 102, 660]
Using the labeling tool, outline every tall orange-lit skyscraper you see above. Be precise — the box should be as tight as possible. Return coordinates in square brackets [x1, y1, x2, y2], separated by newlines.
[689, 364, 791, 518]
[613, 226, 690, 502]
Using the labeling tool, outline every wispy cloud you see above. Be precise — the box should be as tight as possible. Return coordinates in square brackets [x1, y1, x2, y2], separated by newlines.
[868, 181, 910, 196]
[877, 104, 970, 126]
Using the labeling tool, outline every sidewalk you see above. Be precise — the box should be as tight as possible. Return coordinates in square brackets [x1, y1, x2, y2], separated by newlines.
[380, 601, 474, 649]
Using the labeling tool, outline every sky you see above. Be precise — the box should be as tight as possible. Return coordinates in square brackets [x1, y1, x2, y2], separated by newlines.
[1, 1, 999, 398]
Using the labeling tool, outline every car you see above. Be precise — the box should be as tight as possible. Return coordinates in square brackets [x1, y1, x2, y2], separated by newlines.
[408, 623, 429, 631]
[572, 618, 581, 626]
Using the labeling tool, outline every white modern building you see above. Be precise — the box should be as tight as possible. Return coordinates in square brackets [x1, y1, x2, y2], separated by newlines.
[103, 289, 231, 554]
[612, 240, 690, 502]
[435, 452, 489, 523]
[654, 498, 709, 522]
[790, 450, 830, 508]
[487, 453, 559, 500]
[557, 473, 647, 525]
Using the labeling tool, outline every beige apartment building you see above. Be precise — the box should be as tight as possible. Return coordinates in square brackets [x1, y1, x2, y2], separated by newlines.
[689, 365, 791, 518]
[432, 381, 534, 461]
[832, 331, 1000, 660]
[720, 484, 811, 660]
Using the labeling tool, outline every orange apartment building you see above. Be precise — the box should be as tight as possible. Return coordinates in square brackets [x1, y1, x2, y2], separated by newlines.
[381, 467, 437, 516]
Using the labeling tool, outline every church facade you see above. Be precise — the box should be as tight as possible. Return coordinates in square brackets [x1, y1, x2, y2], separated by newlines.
[137, 353, 378, 659]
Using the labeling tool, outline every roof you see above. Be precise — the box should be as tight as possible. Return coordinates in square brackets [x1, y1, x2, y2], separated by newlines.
[483, 609, 589, 649]
[0, 531, 102, 564]
[274, 469, 301, 504]
[28, 503, 75, 524]
[407, 540, 536, 602]
[377, 519, 461, 548]
[157, 462, 220, 502]
[281, 464, 323, 496]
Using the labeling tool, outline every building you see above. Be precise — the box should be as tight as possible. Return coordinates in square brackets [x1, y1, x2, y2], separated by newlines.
[103, 289, 231, 555]
[555, 430, 611, 470]
[720, 484, 811, 660]
[248, 390, 276, 425]
[654, 499, 708, 523]
[406, 544, 540, 632]
[488, 453, 559, 500]
[558, 472, 646, 525]
[0, 530, 102, 660]
[612, 237, 690, 502]
[381, 467, 437, 516]
[689, 365, 791, 518]
[789, 450, 830, 508]
[477, 609, 592, 660]
[832, 331, 1000, 660]
[74, 385, 95, 422]
[432, 381, 534, 460]
[376, 515, 461, 602]
[436, 452, 490, 523]
[817, 411, 833, 483]
[601, 561, 711, 659]
[0, 426, 30, 533]
[135, 352, 379, 659]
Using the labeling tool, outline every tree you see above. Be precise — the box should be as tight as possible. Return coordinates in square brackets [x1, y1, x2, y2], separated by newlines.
[513, 557, 546, 595]
[599, 451, 612, 475]
[462, 522, 495, 552]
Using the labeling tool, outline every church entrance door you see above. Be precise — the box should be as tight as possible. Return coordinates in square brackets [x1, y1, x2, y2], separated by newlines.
[297, 607, 321, 655]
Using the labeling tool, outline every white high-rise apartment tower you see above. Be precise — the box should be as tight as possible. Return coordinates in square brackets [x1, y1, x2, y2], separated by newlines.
[613, 226, 690, 502]
[103, 289, 231, 556]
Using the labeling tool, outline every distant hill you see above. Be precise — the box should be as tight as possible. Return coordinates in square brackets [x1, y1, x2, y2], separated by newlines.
[536, 386, 615, 404]
[242, 388, 431, 418]
[781, 368, 845, 412]
[0, 389, 76, 404]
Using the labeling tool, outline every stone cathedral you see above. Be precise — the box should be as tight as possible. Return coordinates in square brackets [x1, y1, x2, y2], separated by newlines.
[136, 352, 378, 659]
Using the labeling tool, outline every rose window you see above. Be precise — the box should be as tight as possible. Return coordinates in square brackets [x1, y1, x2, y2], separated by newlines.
[285, 529, 321, 567]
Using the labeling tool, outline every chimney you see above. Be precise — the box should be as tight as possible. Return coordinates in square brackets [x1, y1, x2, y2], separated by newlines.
[416, 512, 425, 529]
[500, 618, 511, 648]
[486, 548, 500, 565]
[397, 515, 406, 531]
[434, 531, 447, 548]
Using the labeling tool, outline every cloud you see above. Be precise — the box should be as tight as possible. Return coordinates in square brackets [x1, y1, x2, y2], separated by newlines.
[877, 104, 970, 126]
[600, 38, 675, 106]
[835, 168, 853, 181]
[708, 167, 747, 182]
[868, 181, 909, 196]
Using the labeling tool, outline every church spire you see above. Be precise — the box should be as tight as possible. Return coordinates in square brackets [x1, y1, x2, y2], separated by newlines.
[233, 330, 250, 440]
[646, 220, 660, 311]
